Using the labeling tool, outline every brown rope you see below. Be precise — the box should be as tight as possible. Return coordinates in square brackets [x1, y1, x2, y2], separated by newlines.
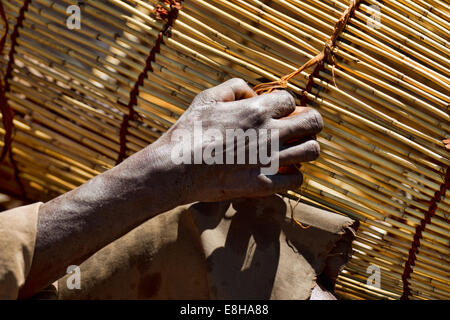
[116, 0, 182, 164]
[253, 0, 362, 100]
[401, 165, 450, 300]
[0, 0, 32, 198]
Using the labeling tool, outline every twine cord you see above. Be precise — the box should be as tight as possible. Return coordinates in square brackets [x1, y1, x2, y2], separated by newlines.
[0, 0, 32, 198]
[253, 0, 362, 101]
[289, 191, 311, 230]
[257, 0, 361, 229]
[116, 0, 182, 164]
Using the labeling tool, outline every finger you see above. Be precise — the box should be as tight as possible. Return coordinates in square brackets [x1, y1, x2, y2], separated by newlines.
[193, 78, 256, 104]
[284, 134, 316, 148]
[239, 90, 296, 118]
[279, 139, 321, 165]
[273, 107, 323, 143]
[252, 172, 303, 196]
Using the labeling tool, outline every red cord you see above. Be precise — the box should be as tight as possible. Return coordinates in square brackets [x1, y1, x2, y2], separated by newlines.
[0, 0, 32, 198]
[116, 1, 182, 164]
[401, 166, 450, 299]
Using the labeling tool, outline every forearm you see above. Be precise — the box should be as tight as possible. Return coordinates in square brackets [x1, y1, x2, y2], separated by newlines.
[19, 141, 190, 298]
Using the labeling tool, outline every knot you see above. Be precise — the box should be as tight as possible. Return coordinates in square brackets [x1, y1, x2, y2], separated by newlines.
[253, 0, 360, 96]
[324, 39, 334, 52]
[154, 0, 182, 20]
[254, 78, 289, 95]
[154, 4, 169, 20]
[278, 78, 289, 88]
[165, 0, 182, 10]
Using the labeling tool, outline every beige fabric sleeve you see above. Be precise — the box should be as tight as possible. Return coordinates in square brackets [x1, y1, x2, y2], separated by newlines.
[0, 203, 42, 299]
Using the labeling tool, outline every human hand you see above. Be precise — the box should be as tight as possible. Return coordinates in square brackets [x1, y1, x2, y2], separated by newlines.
[154, 78, 323, 202]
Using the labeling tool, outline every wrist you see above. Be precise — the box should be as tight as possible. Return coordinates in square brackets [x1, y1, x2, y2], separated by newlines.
[121, 139, 196, 209]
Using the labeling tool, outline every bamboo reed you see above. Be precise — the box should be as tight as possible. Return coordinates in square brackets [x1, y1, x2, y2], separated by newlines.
[0, 0, 448, 300]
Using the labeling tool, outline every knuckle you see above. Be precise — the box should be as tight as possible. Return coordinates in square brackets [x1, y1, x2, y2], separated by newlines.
[248, 100, 266, 118]
[238, 103, 266, 128]
[277, 90, 296, 109]
[306, 140, 321, 160]
[306, 109, 324, 132]
[251, 111, 266, 127]
[193, 89, 211, 104]
[228, 77, 247, 88]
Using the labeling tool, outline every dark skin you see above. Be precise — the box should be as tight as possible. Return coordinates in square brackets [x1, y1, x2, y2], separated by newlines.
[18, 79, 323, 299]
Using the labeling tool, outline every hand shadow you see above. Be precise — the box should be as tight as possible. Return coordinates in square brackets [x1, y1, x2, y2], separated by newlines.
[191, 195, 286, 299]
[190, 195, 356, 299]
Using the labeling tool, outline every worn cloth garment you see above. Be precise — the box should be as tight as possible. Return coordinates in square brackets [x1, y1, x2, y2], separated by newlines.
[0, 195, 357, 299]
[0, 202, 41, 299]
